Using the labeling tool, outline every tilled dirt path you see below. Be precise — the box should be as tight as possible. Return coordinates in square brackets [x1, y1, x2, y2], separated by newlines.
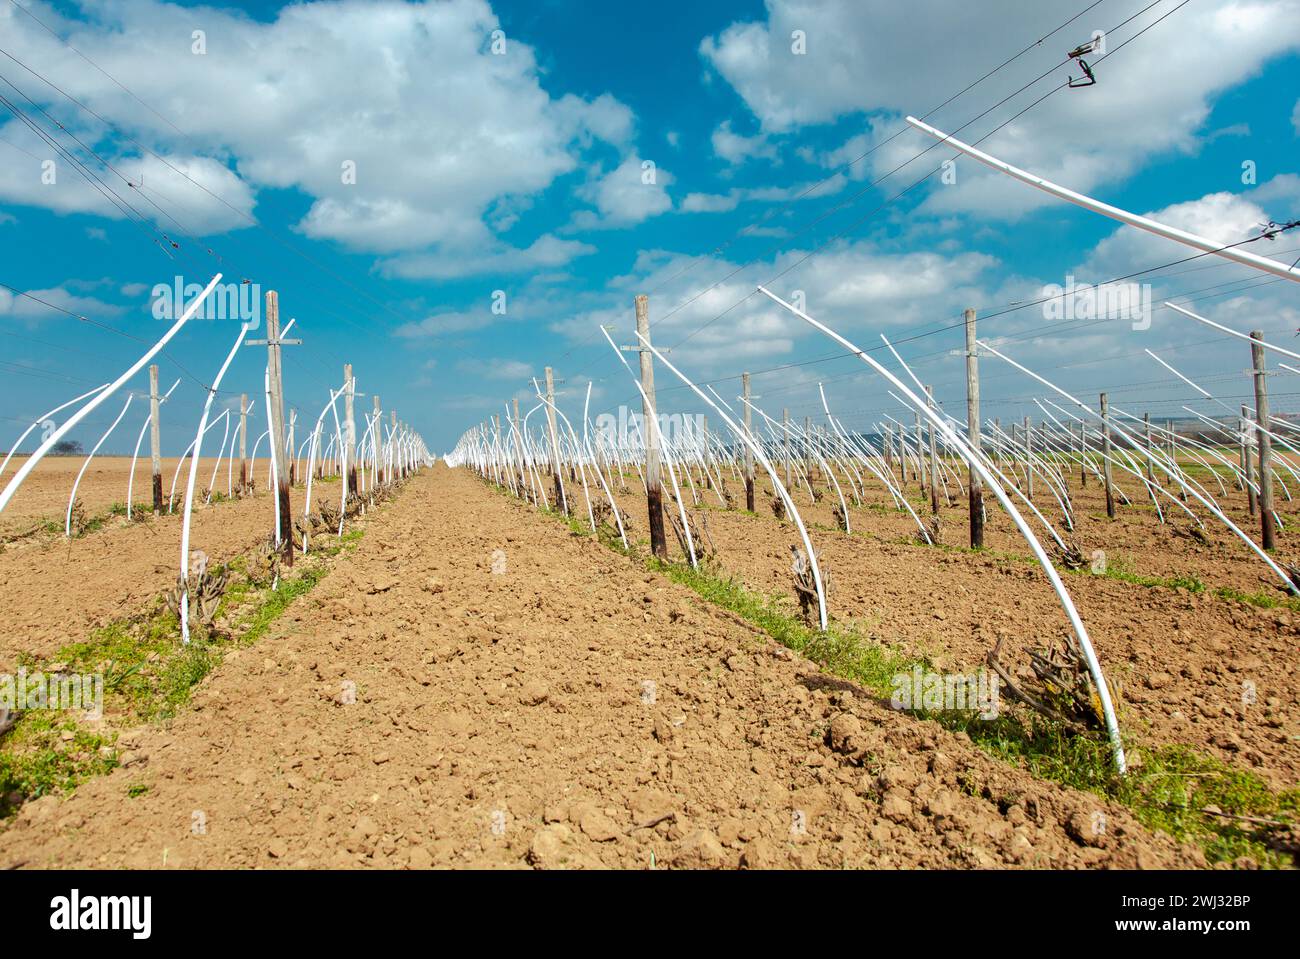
[0, 465, 1203, 869]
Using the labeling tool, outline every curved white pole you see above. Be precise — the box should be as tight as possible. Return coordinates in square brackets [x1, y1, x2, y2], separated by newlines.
[204, 409, 232, 504]
[66, 393, 134, 536]
[632, 327, 827, 629]
[906, 117, 1300, 283]
[303, 384, 345, 553]
[168, 414, 228, 513]
[979, 338, 1298, 597]
[0, 383, 109, 481]
[1164, 302, 1300, 360]
[326, 379, 351, 535]
[0, 274, 221, 515]
[759, 284, 1126, 771]
[180, 323, 249, 643]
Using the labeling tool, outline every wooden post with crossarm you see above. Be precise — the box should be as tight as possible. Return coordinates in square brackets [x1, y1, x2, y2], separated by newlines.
[244, 292, 301, 565]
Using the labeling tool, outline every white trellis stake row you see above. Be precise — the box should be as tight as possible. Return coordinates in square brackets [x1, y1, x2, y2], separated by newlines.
[756, 284, 1126, 773]
[179, 322, 250, 645]
[632, 327, 827, 629]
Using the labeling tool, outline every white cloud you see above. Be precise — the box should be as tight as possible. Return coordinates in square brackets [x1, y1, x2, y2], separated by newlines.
[711, 120, 776, 165]
[381, 234, 594, 280]
[703, 0, 1300, 218]
[455, 358, 533, 380]
[570, 155, 673, 229]
[680, 174, 847, 215]
[0, 0, 637, 270]
[681, 192, 741, 214]
[394, 309, 494, 340]
[548, 241, 999, 371]
[0, 284, 125, 324]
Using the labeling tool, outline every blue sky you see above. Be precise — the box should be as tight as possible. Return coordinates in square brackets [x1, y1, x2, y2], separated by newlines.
[1, 0, 1298, 454]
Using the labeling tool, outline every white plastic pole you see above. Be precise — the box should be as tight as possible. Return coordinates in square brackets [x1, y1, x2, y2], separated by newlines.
[759, 284, 1126, 772]
[0, 383, 109, 481]
[905, 117, 1300, 284]
[1164, 302, 1300, 360]
[180, 322, 249, 643]
[979, 338, 1298, 597]
[66, 393, 134, 536]
[631, 327, 827, 628]
[0, 274, 222, 515]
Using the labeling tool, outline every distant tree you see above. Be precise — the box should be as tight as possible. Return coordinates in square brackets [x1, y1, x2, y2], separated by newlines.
[51, 439, 83, 455]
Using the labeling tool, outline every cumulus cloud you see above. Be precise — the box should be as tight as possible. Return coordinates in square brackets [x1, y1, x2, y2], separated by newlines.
[0, 0, 637, 271]
[711, 120, 776, 165]
[680, 174, 846, 215]
[455, 357, 533, 380]
[548, 240, 999, 371]
[681, 192, 741, 214]
[381, 234, 594, 280]
[0, 283, 125, 324]
[702, 0, 1300, 218]
[570, 155, 673, 229]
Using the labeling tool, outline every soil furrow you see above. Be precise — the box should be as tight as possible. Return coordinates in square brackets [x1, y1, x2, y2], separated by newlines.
[1, 465, 1203, 868]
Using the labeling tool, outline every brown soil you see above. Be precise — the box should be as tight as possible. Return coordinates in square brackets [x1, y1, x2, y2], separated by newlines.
[0, 465, 1203, 869]
[0, 455, 278, 536]
[587, 465, 1299, 789]
[0, 456, 340, 672]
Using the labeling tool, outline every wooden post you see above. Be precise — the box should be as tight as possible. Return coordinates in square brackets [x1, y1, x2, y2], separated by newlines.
[239, 393, 248, 493]
[265, 291, 293, 565]
[964, 309, 983, 548]
[742, 372, 755, 511]
[634, 295, 667, 557]
[1242, 404, 1257, 518]
[149, 363, 163, 514]
[1251, 330, 1275, 550]
[1100, 392, 1115, 519]
[343, 363, 357, 494]
[544, 365, 566, 513]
